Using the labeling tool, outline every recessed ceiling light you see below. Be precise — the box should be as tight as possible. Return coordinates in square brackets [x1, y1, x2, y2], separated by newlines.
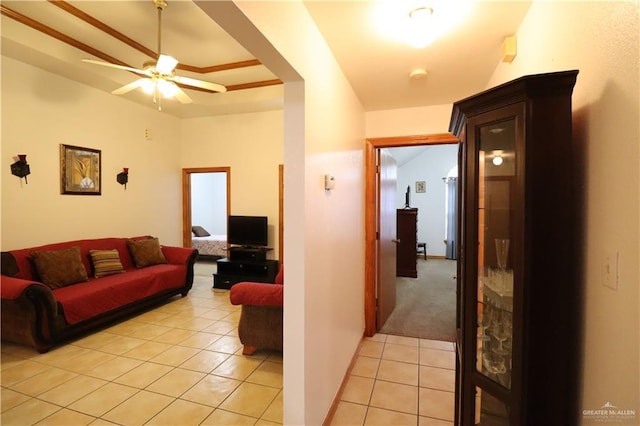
[490, 128, 505, 134]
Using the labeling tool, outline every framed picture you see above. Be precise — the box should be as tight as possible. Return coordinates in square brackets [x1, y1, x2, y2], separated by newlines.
[416, 181, 426, 193]
[60, 144, 101, 195]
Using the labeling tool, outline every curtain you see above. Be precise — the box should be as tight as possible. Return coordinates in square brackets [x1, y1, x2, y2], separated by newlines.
[445, 177, 457, 260]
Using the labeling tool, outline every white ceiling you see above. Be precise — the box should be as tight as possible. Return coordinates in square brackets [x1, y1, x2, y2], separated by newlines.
[1, 0, 532, 118]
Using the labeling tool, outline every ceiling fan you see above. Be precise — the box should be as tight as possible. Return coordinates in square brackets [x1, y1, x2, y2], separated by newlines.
[82, 0, 226, 110]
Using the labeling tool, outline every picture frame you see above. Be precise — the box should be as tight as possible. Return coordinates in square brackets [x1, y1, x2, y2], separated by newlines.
[416, 181, 426, 193]
[60, 144, 101, 195]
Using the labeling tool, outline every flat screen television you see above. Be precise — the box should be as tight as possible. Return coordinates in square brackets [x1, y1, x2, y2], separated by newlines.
[227, 215, 268, 247]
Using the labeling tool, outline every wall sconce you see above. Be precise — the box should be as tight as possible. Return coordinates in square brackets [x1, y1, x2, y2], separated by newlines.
[116, 168, 129, 189]
[10, 154, 30, 184]
[492, 154, 504, 166]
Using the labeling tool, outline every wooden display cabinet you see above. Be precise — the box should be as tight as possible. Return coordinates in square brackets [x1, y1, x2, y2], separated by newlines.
[450, 70, 581, 425]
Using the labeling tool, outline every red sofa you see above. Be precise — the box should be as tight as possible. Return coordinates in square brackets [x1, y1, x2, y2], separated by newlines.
[230, 267, 283, 355]
[1, 237, 198, 352]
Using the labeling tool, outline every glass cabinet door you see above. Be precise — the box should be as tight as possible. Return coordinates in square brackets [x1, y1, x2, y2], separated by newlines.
[476, 118, 515, 388]
[473, 116, 517, 426]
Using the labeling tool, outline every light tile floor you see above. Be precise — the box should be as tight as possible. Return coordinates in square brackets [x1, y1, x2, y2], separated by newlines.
[329, 334, 455, 426]
[1, 262, 455, 425]
[1, 262, 282, 426]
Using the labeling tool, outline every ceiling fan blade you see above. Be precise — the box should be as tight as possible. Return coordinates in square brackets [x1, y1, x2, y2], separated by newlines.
[112, 79, 146, 95]
[82, 59, 151, 77]
[172, 75, 227, 93]
[156, 54, 178, 74]
[173, 86, 193, 104]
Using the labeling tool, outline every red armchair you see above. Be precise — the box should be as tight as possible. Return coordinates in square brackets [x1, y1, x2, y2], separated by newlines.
[229, 267, 283, 355]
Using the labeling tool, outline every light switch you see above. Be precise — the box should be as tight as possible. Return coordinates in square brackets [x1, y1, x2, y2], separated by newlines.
[324, 174, 335, 190]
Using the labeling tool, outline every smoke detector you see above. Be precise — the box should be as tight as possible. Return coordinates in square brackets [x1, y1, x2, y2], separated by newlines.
[409, 68, 428, 80]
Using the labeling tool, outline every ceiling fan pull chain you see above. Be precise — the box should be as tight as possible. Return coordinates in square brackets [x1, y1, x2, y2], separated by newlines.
[156, 83, 163, 111]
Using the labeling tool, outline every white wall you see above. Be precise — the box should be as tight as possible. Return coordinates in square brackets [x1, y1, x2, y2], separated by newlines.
[181, 111, 283, 255]
[487, 1, 639, 418]
[394, 145, 458, 257]
[191, 172, 227, 236]
[1, 57, 183, 249]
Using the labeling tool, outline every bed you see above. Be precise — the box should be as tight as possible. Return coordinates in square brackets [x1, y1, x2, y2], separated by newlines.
[191, 226, 228, 259]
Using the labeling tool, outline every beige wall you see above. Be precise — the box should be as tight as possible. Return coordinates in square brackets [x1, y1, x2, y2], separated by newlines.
[487, 1, 639, 417]
[181, 111, 284, 256]
[1, 59, 284, 254]
[195, 2, 367, 424]
[366, 1, 640, 420]
[1, 57, 183, 249]
[366, 104, 452, 137]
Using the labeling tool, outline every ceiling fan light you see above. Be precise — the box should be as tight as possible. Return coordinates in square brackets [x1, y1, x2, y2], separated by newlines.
[156, 55, 178, 74]
[157, 79, 178, 98]
[140, 79, 156, 94]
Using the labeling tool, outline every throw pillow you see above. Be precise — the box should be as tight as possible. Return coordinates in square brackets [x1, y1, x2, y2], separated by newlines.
[127, 237, 167, 268]
[89, 249, 125, 278]
[192, 226, 211, 237]
[30, 246, 88, 289]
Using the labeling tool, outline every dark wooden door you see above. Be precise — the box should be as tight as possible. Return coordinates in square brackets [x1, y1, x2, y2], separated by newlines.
[377, 149, 397, 329]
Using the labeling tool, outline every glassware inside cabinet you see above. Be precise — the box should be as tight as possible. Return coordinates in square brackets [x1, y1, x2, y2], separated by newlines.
[476, 118, 516, 388]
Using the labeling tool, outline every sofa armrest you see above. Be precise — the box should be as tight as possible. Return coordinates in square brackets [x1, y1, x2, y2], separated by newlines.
[1, 276, 52, 301]
[1, 275, 60, 351]
[161, 246, 197, 265]
[230, 283, 283, 307]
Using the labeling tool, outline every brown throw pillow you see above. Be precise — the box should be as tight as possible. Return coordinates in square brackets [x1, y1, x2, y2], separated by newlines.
[89, 249, 125, 278]
[127, 237, 167, 268]
[31, 246, 88, 289]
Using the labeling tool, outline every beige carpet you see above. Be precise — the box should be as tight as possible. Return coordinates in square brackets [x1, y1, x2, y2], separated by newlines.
[379, 258, 457, 342]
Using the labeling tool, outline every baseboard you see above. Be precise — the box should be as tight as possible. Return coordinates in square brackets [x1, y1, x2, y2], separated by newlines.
[416, 254, 447, 260]
[322, 337, 365, 426]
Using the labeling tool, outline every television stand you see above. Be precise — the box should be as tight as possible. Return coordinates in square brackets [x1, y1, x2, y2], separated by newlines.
[228, 246, 272, 262]
[213, 255, 278, 290]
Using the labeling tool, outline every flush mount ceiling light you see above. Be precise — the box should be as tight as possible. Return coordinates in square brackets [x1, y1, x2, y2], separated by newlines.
[409, 6, 433, 21]
[373, 0, 473, 49]
[407, 6, 436, 48]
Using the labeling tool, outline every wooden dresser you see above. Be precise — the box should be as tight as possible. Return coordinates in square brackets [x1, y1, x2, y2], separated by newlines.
[396, 208, 418, 277]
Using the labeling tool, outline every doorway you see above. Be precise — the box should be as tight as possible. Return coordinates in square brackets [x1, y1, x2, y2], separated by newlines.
[182, 167, 231, 251]
[364, 133, 459, 337]
[378, 145, 459, 340]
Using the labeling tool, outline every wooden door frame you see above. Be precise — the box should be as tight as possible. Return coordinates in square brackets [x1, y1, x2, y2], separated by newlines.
[364, 133, 460, 336]
[182, 167, 231, 248]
